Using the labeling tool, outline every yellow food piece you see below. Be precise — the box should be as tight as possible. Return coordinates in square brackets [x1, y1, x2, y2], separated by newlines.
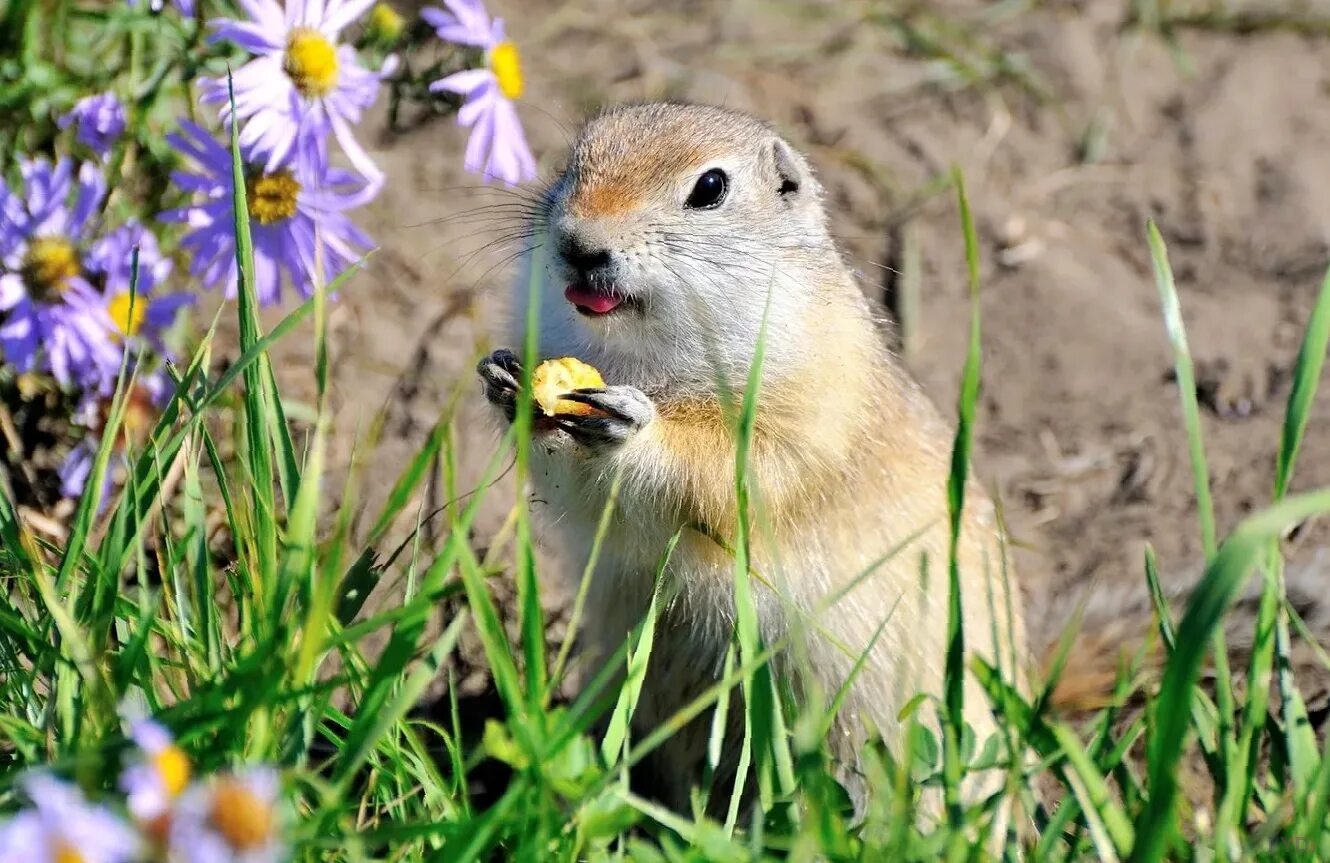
[532, 357, 605, 416]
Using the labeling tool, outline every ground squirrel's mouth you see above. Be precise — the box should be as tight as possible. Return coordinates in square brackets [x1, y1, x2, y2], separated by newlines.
[565, 282, 628, 316]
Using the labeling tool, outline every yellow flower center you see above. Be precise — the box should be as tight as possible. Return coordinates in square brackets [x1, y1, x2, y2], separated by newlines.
[489, 41, 524, 101]
[209, 780, 273, 851]
[153, 744, 191, 797]
[283, 28, 339, 97]
[107, 292, 146, 340]
[54, 842, 84, 863]
[365, 3, 404, 43]
[21, 236, 80, 301]
[245, 170, 301, 225]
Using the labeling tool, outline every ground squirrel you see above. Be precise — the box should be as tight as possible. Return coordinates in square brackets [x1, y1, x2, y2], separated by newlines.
[477, 102, 1028, 812]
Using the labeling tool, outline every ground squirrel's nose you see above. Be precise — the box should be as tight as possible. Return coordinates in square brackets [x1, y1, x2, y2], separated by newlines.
[559, 234, 612, 278]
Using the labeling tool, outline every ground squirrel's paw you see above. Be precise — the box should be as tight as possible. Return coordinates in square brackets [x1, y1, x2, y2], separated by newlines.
[1194, 356, 1279, 419]
[477, 348, 521, 421]
[556, 386, 655, 448]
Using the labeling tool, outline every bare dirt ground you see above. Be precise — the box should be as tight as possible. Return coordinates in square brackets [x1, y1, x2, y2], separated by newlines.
[252, 0, 1330, 676]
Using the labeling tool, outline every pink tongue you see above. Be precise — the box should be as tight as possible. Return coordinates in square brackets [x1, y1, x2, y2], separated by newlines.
[565, 284, 622, 314]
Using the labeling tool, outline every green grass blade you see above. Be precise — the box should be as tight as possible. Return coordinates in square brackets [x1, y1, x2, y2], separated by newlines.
[942, 167, 982, 852]
[289, 412, 330, 687]
[1145, 221, 1216, 558]
[1050, 723, 1135, 858]
[1145, 219, 1237, 810]
[363, 415, 449, 546]
[602, 531, 680, 766]
[181, 429, 220, 670]
[513, 242, 548, 706]
[1273, 265, 1330, 498]
[616, 638, 789, 801]
[1131, 488, 1330, 862]
[262, 359, 301, 510]
[1219, 568, 1278, 843]
[1268, 264, 1330, 803]
[1296, 728, 1330, 854]
[334, 610, 468, 784]
[453, 543, 531, 748]
[1143, 546, 1176, 651]
[330, 436, 515, 787]
[225, 70, 278, 605]
[703, 641, 737, 816]
[1146, 545, 1222, 763]
[727, 273, 795, 823]
[548, 472, 623, 703]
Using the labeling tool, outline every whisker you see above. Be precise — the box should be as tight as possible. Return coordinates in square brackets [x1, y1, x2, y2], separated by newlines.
[463, 241, 544, 296]
[401, 205, 547, 231]
[404, 182, 552, 204]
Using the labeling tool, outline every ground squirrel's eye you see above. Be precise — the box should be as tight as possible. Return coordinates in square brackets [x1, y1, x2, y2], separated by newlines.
[685, 169, 728, 209]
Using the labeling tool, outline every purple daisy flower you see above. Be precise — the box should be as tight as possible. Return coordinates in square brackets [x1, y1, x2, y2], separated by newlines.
[0, 159, 122, 389]
[168, 767, 286, 863]
[160, 120, 372, 306]
[87, 220, 172, 295]
[57, 437, 99, 499]
[58, 92, 127, 158]
[0, 773, 141, 863]
[120, 718, 193, 824]
[87, 221, 194, 357]
[57, 223, 185, 499]
[201, 0, 396, 189]
[423, 0, 536, 185]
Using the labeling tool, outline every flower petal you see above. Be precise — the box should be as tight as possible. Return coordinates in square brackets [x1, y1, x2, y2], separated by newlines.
[0, 273, 24, 310]
[463, 103, 495, 175]
[211, 20, 282, 52]
[69, 162, 108, 239]
[421, 0, 494, 46]
[328, 114, 383, 202]
[301, 0, 324, 28]
[321, 0, 375, 36]
[145, 293, 195, 331]
[234, 0, 285, 32]
[59, 441, 96, 498]
[429, 68, 494, 96]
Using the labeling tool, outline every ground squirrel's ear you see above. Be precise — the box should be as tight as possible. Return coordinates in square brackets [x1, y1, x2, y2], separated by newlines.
[771, 139, 801, 198]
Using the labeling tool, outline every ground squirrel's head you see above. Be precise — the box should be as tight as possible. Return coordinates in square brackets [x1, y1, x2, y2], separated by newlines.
[525, 102, 846, 386]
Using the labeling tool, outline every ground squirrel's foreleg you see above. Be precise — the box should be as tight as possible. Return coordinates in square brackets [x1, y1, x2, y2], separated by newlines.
[476, 348, 656, 447]
[555, 387, 656, 448]
[476, 349, 825, 530]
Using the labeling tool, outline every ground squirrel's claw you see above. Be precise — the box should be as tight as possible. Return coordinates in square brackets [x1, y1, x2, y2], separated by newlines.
[477, 348, 522, 421]
[565, 387, 655, 425]
[557, 386, 654, 447]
